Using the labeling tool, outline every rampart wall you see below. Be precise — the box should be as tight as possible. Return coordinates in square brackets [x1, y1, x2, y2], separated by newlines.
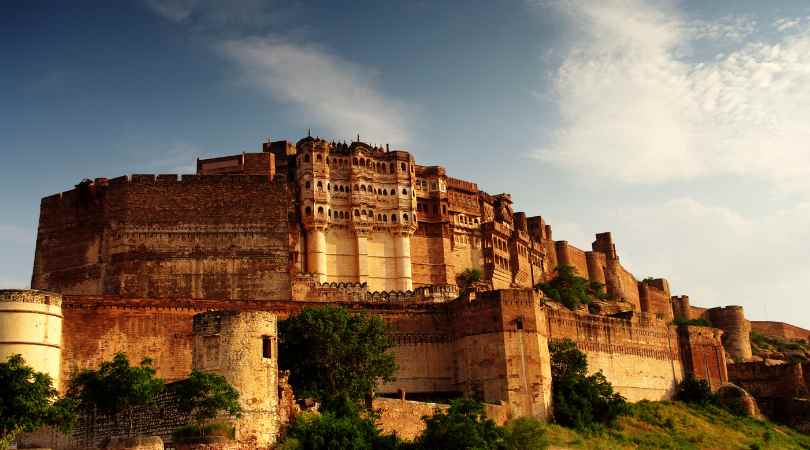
[752, 321, 810, 343]
[727, 361, 809, 400]
[546, 307, 683, 401]
[33, 175, 291, 301]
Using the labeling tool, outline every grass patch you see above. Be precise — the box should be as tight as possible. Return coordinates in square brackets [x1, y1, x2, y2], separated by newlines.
[543, 400, 810, 449]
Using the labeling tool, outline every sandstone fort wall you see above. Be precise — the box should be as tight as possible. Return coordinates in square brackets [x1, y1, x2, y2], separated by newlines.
[33, 175, 291, 301]
[751, 321, 810, 343]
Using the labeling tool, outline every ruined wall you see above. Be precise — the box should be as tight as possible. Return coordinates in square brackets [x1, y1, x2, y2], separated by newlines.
[372, 398, 509, 441]
[547, 308, 683, 401]
[33, 175, 291, 301]
[727, 361, 808, 400]
[752, 321, 810, 343]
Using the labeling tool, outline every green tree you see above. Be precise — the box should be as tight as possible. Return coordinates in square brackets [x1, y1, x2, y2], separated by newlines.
[415, 398, 506, 450]
[549, 339, 628, 430]
[171, 370, 242, 432]
[536, 265, 608, 310]
[675, 374, 715, 405]
[66, 352, 165, 436]
[279, 306, 397, 413]
[0, 354, 77, 449]
[456, 267, 482, 290]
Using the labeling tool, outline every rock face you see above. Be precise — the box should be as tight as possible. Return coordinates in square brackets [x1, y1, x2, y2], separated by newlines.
[101, 436, 164, 450]
[716, 383, 761, 418]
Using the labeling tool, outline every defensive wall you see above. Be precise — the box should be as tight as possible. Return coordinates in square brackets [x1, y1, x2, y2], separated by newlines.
[751, 321, 810, 343]
[32, 174, 291, 301]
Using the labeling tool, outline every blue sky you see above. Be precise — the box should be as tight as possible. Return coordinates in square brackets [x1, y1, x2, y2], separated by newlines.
[2, 0, 810, 327]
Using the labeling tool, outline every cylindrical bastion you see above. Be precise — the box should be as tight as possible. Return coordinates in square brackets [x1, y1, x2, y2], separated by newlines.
[0, 289, 63, 389]
[707, 305, 752, 362]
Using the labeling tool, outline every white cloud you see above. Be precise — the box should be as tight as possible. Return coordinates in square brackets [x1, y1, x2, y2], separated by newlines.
[220, 38, 411, 146]
[606, 198, 810, 327]
[536, 0, 810, 193]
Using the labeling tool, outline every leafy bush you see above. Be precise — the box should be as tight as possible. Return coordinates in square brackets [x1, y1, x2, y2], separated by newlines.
[537, 265, 608, 310]
[456, 268, 482, 290]
[549, 339, 628, 429]
[277, 409, 397, 450]
[66, 352, 164, 436]
[171, 370, 241, 429]
[503, 417, 548, 450]
[172, 422, 235, 443]
[675, 375, 715, 405]
[672, 316, 713, 327]
[415, 398, 506, 450]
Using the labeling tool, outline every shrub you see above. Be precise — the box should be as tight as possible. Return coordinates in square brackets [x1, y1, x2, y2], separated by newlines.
[675, 375, 715, 405]
[672, 317, 713, 327]
[537, 265, 607, 311]
[503, 417, 548, 450]
[277, 409, 397, 450]
[549, 339, 628, 429]
[171, 370, 241, 429]
[415, 398, 505, 450]
[456, 268, 482, 290]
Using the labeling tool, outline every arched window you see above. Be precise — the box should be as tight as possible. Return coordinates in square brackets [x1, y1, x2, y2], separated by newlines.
[401, 162, 406, 172]
[317, 206, 324, 216]
[316, 154, 322, 162]
[391, 214, 397, 222]
[402, 188, 407, 195]
[328, 209, 332, 217]
[305, 181, 311, 189]
[327, 183, 331, 191]
[382, 215, 388, 222]
[366, 160, 371, 168]
[304, 154, 311, 163]
[354, 210, 360, 217]
[339, 185, 344, 192]
[360, 158, 365, 166]
[377, 214, 383, 221]
[389, 163, 395, 174]
[353, 157, 358, 165]
[354, 184, 359, 191]
[367, 185, 372, 192]
[305, 206, 312, 216]
[360, 185, 366, 192]
[317, 181, 323, 190]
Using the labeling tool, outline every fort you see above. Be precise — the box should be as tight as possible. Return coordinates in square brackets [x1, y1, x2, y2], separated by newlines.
[4, 134, 810, 448]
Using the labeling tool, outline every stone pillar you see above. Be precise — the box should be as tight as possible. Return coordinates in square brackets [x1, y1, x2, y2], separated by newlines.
[307, 227, 327, 283]
[394, 232, 413, 291]
[356, 232, 369, 285]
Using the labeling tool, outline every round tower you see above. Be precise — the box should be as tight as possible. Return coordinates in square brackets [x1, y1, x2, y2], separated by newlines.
[192, 310, 278, 447]
[707, 305, 752, 362]
[0, 289, 63, 390]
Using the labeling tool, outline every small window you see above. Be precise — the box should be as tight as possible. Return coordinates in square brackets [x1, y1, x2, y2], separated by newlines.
[304, 154, 311, 163]
[262, 336, 272, 358]
[401, 162, 406, 172]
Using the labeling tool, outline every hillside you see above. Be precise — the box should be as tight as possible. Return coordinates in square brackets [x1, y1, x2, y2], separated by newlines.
[544, 401, 810, 450]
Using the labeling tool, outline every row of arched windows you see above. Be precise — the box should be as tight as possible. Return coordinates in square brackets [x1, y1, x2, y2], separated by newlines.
[303, 180, 410, 197]
[300, 152, 409, 174]
[302, 206, 411, 224]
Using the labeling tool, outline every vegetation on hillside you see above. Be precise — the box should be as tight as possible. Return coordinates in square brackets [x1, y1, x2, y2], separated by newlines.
[750, 331, 810, 363]
[170, 369, 242, 439]
[543, 400, 810, 449]
[536, 265, 608, 311]
[672, 316, 714, 327]
[0, 354, 77, 450]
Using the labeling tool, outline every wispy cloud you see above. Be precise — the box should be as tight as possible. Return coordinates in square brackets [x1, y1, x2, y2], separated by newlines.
[145, 0, 411, 146]
[220, 38, 411, 145]
[535, 0, 810, 193]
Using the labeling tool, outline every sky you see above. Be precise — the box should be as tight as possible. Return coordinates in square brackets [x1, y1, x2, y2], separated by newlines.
[2, 0, 809, 327]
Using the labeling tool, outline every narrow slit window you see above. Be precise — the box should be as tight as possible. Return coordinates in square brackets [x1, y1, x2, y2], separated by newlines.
[262, 336, 272, 359]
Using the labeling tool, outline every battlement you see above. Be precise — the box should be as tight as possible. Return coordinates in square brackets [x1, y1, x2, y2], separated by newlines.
[0, 289, 62, 307]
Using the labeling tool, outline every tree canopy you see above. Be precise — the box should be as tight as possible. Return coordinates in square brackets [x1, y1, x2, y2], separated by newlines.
[279, 306, 397, 412]
[549, 339, 628, 429]
[536, 265, 608, 310]
[415, 398, 506, 450]
[0, 354, 76, 450]
[66, 352, 165, 435]
[171, 369, 242, 429]
[456, 267, 482, 291]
